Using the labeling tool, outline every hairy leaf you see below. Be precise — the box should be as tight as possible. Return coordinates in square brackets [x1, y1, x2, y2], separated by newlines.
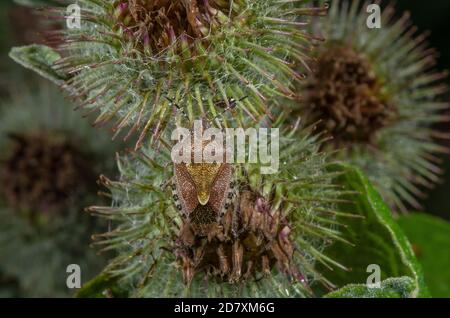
[325, 277, 416, 298]
[9, 45, 66, 85]
[319, 163, 429, 298]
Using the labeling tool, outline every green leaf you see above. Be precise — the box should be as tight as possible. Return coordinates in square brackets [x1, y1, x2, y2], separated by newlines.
[325, 277, 416, 298]
[9, 45, 67, 85]
[397, 213, 450, 298]
[320, 163, 428, 298]
[75, 272, 127, 298]
[14, 0, 61, 7]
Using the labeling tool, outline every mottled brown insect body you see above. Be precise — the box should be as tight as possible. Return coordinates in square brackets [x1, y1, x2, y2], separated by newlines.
[171, 120, 236, 235]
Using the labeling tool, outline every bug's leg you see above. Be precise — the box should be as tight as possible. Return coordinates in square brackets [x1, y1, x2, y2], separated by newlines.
[217, 180, 236, 223]
[270, 241, 290, 274]
[243, 260, 254, 280]
[202, 270, 210, 291]
[212, 96, 248, 120]
[230, 241, 244, 282]
[193, 238, 207, 267]
[232, 192, 248, 239]
[161, 177, 172, 190]
[238, 96, 248, 103]
[207, 223, 223, 242]
[179, 222, 195, 246]
[261, 254, 271, 277]
[171, 179, 189, 220]
[217, 244, 230, 278]
[181, 254, 195, 286]
[164, 96, 189, 119]
[219, 181, 241, 238]
[220, 207, 233, 240]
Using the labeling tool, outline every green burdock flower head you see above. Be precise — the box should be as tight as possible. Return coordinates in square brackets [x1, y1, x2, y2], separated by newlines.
[10, 0, 327, 148]
[0, 82, 118, 296]
[88, 123, 349, 297]
[299, 0, 450, 212]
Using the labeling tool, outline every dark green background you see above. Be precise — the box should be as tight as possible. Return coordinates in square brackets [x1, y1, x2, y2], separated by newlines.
[395, 1, 450, 220]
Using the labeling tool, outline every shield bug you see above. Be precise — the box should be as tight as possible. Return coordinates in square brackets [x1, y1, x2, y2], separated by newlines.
[171, 123, 236, 236]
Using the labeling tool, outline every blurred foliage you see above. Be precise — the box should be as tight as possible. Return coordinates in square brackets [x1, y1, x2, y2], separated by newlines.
[14, 0, 62, 6]
[0, 0, 122, 297]
[398, 213, 450, 297]
[0, 206, 105, 297]
[0, 270, 20, 297]
[0, 83, 121, 297]
[0, 1, 14, 96]
[0, 0, 49, 96]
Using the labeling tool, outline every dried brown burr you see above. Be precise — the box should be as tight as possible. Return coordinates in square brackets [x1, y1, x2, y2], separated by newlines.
[113, 0, 230, 54]
[0, 132, 95, 216]
[305, 45, 397, 147]
[175, 188, 300, 285]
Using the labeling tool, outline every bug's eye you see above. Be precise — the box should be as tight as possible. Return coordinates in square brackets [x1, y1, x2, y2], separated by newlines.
[173, 194, 179, 200]
[177, 204, 183, 211]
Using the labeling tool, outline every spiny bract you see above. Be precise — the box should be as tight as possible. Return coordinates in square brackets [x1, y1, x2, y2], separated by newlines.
[299, 0, 450, 212]
[11, 0, 327, 148]
[88, 124, 348, 297]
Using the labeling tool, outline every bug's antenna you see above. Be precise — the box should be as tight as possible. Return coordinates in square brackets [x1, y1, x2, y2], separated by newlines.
[211, 95, 248, 121]
[165, 96, 188, 119]
[164, 96, 178, 108]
